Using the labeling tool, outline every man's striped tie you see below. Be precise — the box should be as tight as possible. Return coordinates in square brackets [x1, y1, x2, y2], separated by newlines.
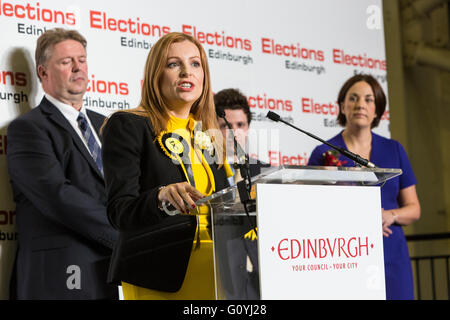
[77, 112, 103, 175]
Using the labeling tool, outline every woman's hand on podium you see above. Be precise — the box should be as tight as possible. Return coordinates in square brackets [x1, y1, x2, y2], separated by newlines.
[157, 182, 205, 215]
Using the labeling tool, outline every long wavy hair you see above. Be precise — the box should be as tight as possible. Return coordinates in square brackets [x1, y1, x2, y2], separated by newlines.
[126, 32, 224, 163]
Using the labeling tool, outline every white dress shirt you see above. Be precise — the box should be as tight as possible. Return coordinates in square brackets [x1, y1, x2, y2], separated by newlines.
[45, 94, 102, 156]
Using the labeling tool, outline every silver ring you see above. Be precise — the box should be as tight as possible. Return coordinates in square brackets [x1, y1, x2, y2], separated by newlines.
[162, 201, 179, 216]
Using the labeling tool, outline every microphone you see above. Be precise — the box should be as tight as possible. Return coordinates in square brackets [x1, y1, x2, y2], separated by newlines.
[266, 111, 376, 168]
[215, 105, 226, 118]
[216, 106, 248, 168]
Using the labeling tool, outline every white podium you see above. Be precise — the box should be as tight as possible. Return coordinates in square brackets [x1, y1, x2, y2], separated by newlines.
[195, 165, 402, 300]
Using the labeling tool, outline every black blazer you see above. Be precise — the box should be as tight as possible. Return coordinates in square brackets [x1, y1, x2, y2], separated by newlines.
[6, 97, 118, 300]
[102, 112, 229, 292]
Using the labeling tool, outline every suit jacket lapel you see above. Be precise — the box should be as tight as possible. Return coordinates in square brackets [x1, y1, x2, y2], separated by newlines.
[40, 97, 104, 180]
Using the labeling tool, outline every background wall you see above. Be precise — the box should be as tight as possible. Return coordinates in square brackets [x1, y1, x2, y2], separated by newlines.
[384, 0, 449, 243]
[1, 0, 391, 299]
[383, 0, 450, 299]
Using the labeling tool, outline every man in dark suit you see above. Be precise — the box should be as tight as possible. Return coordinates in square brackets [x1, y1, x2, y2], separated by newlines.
[6, 28, 118, 299]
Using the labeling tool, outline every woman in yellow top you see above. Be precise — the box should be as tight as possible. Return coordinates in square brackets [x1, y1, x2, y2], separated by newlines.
[101, 32, 232, 299]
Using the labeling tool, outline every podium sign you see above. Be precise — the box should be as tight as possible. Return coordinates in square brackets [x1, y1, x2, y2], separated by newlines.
[256, 184, 385, 300]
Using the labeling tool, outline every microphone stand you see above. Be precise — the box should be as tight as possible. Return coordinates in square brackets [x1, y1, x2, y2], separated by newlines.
[217, 109, 257, 232]
[266, 111, 376, 168]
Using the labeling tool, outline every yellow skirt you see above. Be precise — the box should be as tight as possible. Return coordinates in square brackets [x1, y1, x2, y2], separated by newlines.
[121, 215, 215, 300]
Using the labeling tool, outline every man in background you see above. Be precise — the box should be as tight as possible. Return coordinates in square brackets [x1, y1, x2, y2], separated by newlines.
[7, 28, 118, 299]
[214, 88, 269, 185]
[214, 88, 270, 299]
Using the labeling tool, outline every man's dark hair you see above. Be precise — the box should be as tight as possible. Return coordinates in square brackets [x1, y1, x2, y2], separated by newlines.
[214, 88, 252, 125]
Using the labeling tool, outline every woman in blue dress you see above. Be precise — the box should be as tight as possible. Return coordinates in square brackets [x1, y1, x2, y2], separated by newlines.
[308, 74, 421, 300]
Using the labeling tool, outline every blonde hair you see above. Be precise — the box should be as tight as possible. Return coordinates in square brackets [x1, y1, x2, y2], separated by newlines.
[35, 28, 87, 82]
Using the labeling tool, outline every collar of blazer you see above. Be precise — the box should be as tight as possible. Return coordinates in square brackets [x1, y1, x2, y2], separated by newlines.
[40, 96, 104, 181]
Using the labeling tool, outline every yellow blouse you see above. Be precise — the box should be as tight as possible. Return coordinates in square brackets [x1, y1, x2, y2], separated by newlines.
[122, 114, 232, 300]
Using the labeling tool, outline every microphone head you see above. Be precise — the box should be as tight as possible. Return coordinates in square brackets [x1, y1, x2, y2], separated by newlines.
[215, 105, 226, 118]
[266, 111, 280, 122]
